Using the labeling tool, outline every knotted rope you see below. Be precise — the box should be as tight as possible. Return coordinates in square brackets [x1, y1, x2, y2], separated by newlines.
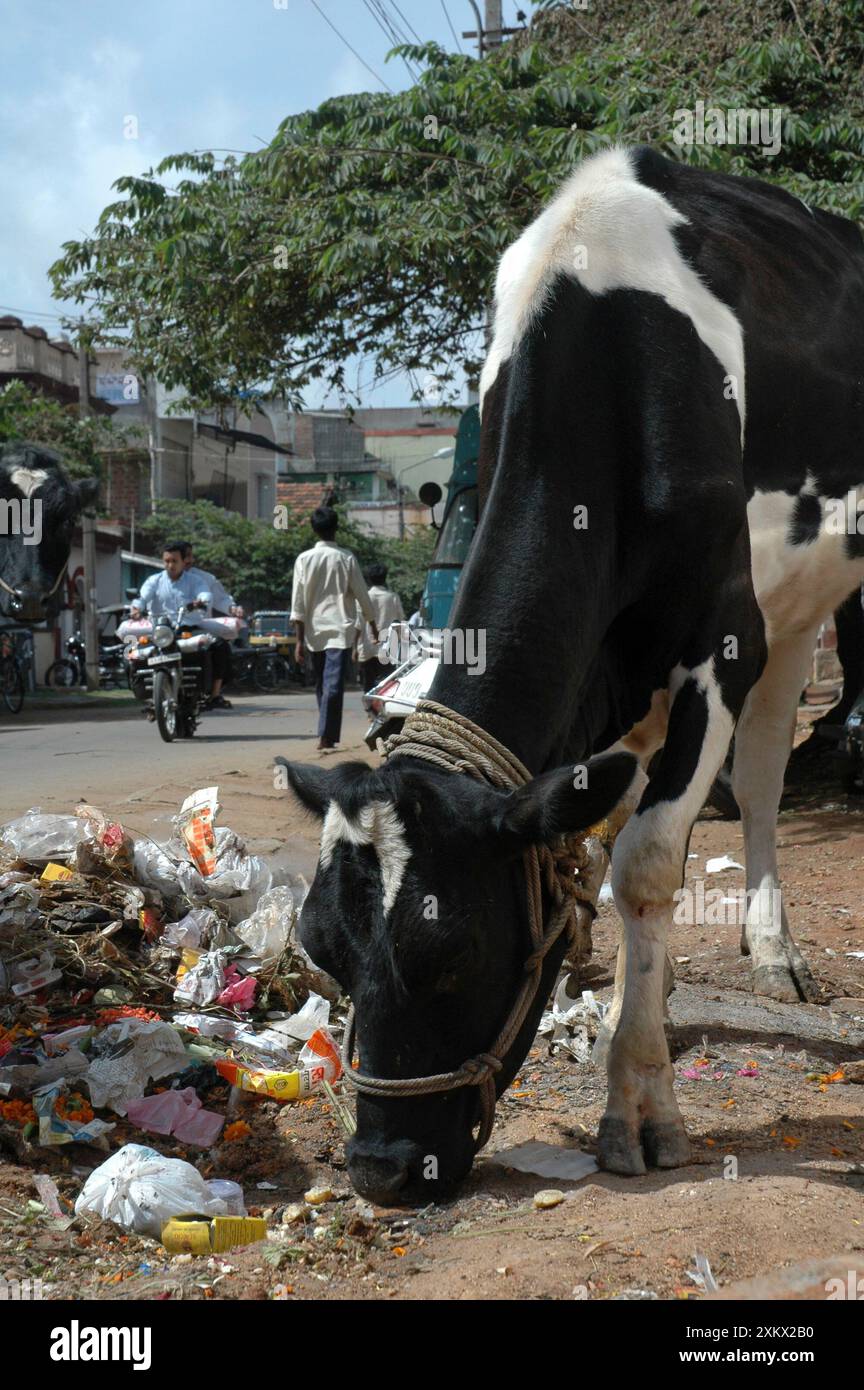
[340, 699, 599, 1151]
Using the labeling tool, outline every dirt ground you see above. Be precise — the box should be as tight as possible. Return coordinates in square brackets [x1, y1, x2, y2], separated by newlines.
[1, 699, 862, 1302]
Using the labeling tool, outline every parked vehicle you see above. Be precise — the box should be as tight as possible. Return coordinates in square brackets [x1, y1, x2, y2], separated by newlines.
[44, 629, 127, 689]
[0, 630, 24, 714]
[231, 645, 293, 693]
[363, 405, 479, 750]
[842, 689, 864, 793]
[363, 624, 442, 751]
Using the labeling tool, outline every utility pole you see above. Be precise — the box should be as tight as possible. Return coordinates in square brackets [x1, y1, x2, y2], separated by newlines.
[462, 0, 518, 55]
[78, 325, 100, 693]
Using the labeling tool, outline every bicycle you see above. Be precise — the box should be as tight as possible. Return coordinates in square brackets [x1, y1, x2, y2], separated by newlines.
[0, 634, 24, 714]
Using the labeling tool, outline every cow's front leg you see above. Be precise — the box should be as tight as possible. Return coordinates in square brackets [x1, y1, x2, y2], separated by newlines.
[597, 657, 741, 1174]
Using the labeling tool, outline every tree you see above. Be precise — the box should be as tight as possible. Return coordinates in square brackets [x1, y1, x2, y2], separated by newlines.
[50, 3, 864, 411]
[137, 497, 435, 612]
[0, 380, 140, 482]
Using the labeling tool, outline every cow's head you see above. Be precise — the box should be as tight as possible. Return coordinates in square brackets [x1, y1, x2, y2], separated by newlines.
[0, 442, 99, 622]
[278, 748, 637, 1204]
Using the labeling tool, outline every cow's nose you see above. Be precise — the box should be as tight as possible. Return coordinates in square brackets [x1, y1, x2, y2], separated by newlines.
[347, 1151, 410, 1204]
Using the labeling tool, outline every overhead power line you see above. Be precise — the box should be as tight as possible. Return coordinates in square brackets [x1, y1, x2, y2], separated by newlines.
[389, 1, 423, 44]
[307, 0, 394, 93]
[440, 0, 463, 52]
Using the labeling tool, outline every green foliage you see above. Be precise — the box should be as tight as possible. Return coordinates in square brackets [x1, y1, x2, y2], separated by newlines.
[50, 3, 864, 411]
[0, 380, 139, 482]
[136, 497, 435, 612]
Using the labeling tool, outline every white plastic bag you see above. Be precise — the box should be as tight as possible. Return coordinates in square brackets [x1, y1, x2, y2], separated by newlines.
[173, 948, 229, 1007]
[0, 809, 81, 863]
[132, 839, 182, 897]
[234, 885, 297, 965]
[74, 1144, 228, 1237]
[264, 993, 330, 1044]
[162, 908, 218, 951]
[174, 828, 271, 907]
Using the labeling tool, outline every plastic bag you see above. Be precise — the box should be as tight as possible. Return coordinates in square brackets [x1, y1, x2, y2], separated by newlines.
[174, 828, 271, 908]
[125, 1087, 225, 1147]
[262, 993, 330, 1046]
[85, 1019, 188, 1115]
[216, 965, 257, 1011]
[176, 787, 218, 876]
[206, 1179, 245, 1216]
[0, 881, 41, 930]
[0, 809, 81, 863]
[33, 1082, 115, 1148]
[162, 907, 218, 951]
[132, 839, 182, 898]
[173, 949, 229, 1008]
[74, 1143, 228, 1237]
[75, 804, 135, 876]
[234, 885, 296, 966]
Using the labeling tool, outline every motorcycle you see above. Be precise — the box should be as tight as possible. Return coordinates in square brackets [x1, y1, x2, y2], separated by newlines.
[840, 688, 864, 794]
[124, 604, 216, 742]
[362, 624, 441, 751]
[45, 630, 128, 689]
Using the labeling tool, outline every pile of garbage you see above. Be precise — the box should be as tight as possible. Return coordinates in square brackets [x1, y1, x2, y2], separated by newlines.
[0, 789, 346, 1249]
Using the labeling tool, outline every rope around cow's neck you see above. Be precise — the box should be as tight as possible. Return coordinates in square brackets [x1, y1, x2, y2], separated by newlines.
[339, 698, 596, 1153]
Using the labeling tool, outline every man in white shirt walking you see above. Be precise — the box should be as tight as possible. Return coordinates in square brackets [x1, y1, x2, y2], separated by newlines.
[355, 562, 405, 691]
[291, 506, 378, 750]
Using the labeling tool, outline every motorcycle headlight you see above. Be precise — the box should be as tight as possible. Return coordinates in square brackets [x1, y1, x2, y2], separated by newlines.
[153, 623, 173, 649]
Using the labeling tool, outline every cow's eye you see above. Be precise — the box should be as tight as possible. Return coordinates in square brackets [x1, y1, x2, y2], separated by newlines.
[435, 970, 463, 995]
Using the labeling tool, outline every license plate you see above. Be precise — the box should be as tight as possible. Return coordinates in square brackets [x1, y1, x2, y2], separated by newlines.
[149, 654, 180, 666]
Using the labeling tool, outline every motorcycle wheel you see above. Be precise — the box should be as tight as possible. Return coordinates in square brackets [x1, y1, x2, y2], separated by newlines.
[1, 661, 24, 714]
[153, 669, 179, 742]
[254, 653, 289, 693]
[45, 659, 79, 689]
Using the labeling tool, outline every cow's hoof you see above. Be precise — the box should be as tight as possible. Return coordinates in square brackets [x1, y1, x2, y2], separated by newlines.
[640, 1119, 691, 1169]
[752, 962, 820, 1004]
[597, 1117, 646, 1176]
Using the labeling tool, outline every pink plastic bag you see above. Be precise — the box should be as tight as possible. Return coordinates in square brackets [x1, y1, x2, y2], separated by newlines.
[126, 1088, 225, 1147]
[216, 965, 257, 1012]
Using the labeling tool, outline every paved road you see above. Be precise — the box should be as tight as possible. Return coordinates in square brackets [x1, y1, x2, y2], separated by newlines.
[0, 691, 372, 876]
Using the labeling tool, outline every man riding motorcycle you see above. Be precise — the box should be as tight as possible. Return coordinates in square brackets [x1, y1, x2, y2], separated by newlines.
[181, 543, 242, 709]
[131, 542, 233, 708]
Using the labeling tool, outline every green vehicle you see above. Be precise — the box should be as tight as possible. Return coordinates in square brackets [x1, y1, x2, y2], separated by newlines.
[418, 404, 480, 628]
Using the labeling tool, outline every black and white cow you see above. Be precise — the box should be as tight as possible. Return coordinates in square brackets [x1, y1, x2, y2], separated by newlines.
[0, 442, 99, 623]
[280, 146, 864, 1202]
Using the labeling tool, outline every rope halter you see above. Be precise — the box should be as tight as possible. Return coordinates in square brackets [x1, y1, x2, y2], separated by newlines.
[339, 699, 600, 1153]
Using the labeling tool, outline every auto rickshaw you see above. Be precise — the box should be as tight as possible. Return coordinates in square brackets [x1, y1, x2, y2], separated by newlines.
[249, 611, 297, 656]
[248, 611, 305, 683]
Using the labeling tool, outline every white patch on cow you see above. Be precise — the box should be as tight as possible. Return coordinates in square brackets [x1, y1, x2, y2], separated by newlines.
[747, 481, 864, 643]
[8, 466, 49, 498]
[479, 147, 746, 439]
[319, 800, 411, 916]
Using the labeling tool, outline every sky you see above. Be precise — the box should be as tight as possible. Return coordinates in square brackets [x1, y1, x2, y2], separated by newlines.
[0, 0, 523, 406]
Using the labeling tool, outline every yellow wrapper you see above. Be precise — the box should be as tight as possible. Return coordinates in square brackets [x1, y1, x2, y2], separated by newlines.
[161, 1215, 266, 1254]
[41, 862, 75, 882]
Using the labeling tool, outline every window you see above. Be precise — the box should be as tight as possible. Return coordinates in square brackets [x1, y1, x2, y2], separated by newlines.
[434, 487, 478, 565]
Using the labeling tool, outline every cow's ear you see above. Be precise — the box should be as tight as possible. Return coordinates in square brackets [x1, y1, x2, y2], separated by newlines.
[494, 751, 638, 851]
[275, 758, 332, 818]
[74, 477, 100, 512]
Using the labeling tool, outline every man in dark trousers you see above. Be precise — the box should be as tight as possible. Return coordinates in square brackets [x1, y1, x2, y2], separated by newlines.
[290, 506, 378, 750]
[355, 561, 405, 692]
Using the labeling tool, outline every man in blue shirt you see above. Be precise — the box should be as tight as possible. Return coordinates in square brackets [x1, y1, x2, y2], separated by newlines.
[132, 542, 231, 707]
[133, 544, 212, 619]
